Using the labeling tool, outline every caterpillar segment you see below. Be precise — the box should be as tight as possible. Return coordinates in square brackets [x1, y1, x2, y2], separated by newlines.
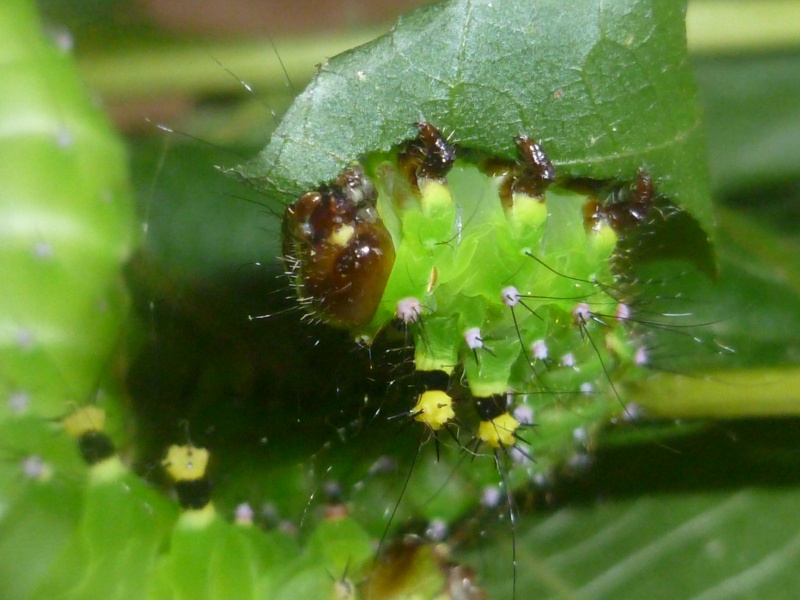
[156, 443, 379, 599]
[162, 443, 214, 513]
[61, 405, 117, 469]
[410, 370, 456, 434]
[363, 534, 487, 600]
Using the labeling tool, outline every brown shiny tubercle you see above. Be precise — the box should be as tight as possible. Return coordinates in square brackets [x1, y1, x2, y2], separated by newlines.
[398, 121, 457, 191]
[282, 167, 396, 329]
[582, 168, 656, 232]
[298, 221, 396, 328]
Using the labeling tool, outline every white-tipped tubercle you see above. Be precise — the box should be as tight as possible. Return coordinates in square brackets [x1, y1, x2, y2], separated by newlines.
[396, 297, 422, 323]
[464, 327, 484, 349]
[501, 286, 520, 307]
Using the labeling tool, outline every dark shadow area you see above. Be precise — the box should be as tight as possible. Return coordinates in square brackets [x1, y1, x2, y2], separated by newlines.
[546, 419, 800, 506]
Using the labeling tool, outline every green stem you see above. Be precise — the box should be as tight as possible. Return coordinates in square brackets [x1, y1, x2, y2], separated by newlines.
[77, 29, 384, 100]
[687, 0, 800, 55]
[635, 368, 800, 418]
[717, 207, 800, 298]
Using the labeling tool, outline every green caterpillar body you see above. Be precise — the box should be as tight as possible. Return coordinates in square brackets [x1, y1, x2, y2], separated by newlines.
[282, 123, 670, 477]
[0, 3, 137, 593]
[0, 1, 134, 427]
[254, 3, 713, 507]
[0, 3, 156, 586]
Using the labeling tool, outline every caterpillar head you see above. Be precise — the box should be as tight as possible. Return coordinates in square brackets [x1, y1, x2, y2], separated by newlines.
[282, 165, 396, 328]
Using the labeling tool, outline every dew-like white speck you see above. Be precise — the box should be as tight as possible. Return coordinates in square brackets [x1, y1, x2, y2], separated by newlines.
[56, 126, 73, 149]
[572, 427, 589, 444]
[573, 302, 591, 325]
[323, 480, 342, 500]
[15, 328, 35, 350]
[513, 405, 534, 426]
[426, 518, 448, 542]
[32, 241, 53, 259]
[50, 28, 74, 52]
[615, 303, 631, 322]
[21, 456, 50, 481]
[634, 346, 649, 366]
[622, 402, 643, 422]
[369, 455, 396, 476]
[560, 353, 576, 367]
[511, 444, 530, 464]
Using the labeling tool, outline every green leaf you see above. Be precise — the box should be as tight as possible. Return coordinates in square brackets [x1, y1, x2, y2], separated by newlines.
[237, 0, 712, 235]
[470, 487, 800, 599]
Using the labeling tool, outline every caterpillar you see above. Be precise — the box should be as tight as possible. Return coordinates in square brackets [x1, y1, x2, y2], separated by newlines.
[0, 1, 135, 429]
[227, 1, 722, 597]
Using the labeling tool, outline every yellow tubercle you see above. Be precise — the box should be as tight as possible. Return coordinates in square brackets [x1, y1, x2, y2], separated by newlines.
[588, 218, 618, 260]
[419, 178, 453, 215]
[162, 444, 209, 482]
[412, 390, 455, 431]
[478, 413, 520, 449]
[329, 223, 356, 247]
[177, 502, 217, 528]
[509, 191, 547, 232]
[62, 406, 105, 439]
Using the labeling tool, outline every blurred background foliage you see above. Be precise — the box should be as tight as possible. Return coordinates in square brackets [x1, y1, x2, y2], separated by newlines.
[19, 0, 800, 597]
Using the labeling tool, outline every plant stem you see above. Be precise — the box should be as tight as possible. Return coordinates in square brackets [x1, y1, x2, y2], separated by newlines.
[78, 29, 384, 100]
[636, 368, 800, 418]
[687, 0, 800, 55]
